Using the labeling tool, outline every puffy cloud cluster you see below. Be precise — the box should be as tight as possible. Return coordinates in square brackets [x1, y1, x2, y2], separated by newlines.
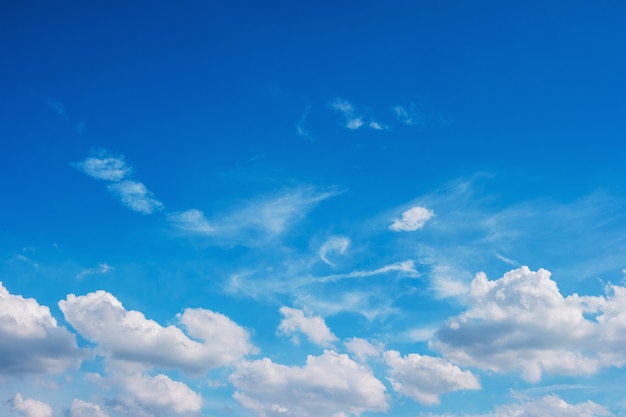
[69, 399, 109, 417]
[277, 307, 337, 347]
[59, 290, 256, 374]
[432, 266, 626, 382]
[0, 282, 87, 375]
[10, 393, 53, 417]
[109, 372, 202, 417]
[229, 350, 389, 417]
[389, 206, 434, 232]
[384, 350, 480, 405]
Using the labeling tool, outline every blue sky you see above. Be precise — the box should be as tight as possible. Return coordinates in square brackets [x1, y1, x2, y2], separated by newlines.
[2, 1, 626, 416]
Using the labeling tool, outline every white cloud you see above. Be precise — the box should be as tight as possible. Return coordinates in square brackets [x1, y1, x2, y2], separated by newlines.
[490, 395, 611, 417]
[278, 306, 337, 347]
[75, 151, 131, 182]
[107, 180, 163, 214]
[171, 186, 337, 244]
[392, 105, 419, 125]
[319, 260, 418, 282]
[319, 236, 350, 267]
[10, 393, 52, 417]
[296, 105, 314, 141]
[431, 266, 626, 382]
[421, 395, 610, 417]
[389, 206, 434, 232]
[59, 290, 256, 374]
[112, 372, 202, 417]
[384, 350, 480, 405]
[69, 399, 109, 417]
[0, 282, 87, 375]
[229, 350, 389, 417]
[329, 98, 364, 130]
[369, 120, 388, 130]
[76, 262, 114, 279]
[344, 337, 383, 362]
[167, 209, 215, 234]
[75, 150, 163, 215]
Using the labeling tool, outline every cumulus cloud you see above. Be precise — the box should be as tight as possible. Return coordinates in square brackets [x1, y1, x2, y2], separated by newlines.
[0, 282, 87, 375]
[389, 206, 434, 232]
[74, 151, 131, 182]
[345, 337, 383, 362]
[318, 236, 350, 267]
[69, 399, 109, 417]
[423, 394, 610, 417]
[491, 395, 611, 417]
[431, 266, 626, 382]
[384, 350, 480, 405]
[107, 180, 163, 214]
[10, 393, 53, 417]
[329, 98, 364, 129]
[109, 372, 202, 417]
[229, 350, 389, 417]
[167, 209, 215, 234]
[277, 307, 337, 347]
[59, 290, 256, 374]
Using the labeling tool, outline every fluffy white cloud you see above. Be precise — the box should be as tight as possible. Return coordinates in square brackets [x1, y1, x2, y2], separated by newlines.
[229, 350, 389, 417]
[59, 290, 256, 374]
[69, 399, 108, 417]
[423, 395, 610, 417]
[491, 395, 611, 417]
[389, 206, 434, 232]
[107, 180, 163, 214]
[344, 338, 383, 362]
[0, 282, 86, 375]
[384, 350, 480, 405]
[432, 266, 626, 382]
[75, 152, 131, 182]
[167, 209, 214, 234]
[112, 372, 202, 417]
[10, 393, 52, 417]
[277, 307, 337, 347]
[319, 236, 349, 267]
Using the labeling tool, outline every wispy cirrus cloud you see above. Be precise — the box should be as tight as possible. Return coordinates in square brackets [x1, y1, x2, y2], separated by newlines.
[330, 98, 364, 129]
[296, 105, 314, 141]
[76, 262, 114, 279]
[392, 104, 419, 125]
[74, 150, 163, 215]
[318, 236, 350, 267]
[169, 186, 338, 244]
[107, 180, 163, 214]
[318, 260, 418, 282]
